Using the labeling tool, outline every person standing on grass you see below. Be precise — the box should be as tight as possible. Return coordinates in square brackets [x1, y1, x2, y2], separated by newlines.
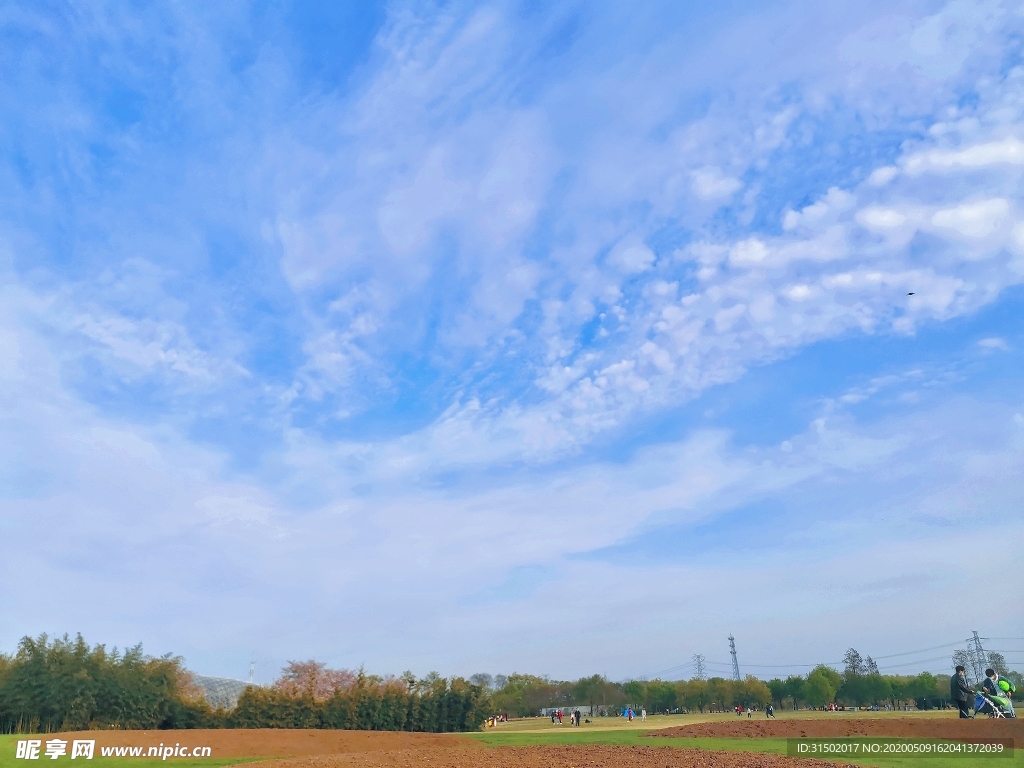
[640, 707, 646, 722]
[950, 665, 974, 718]
[766, 703, 775, 719]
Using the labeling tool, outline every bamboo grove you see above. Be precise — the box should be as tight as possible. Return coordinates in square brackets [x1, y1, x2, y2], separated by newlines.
[0, 636, 488, 734]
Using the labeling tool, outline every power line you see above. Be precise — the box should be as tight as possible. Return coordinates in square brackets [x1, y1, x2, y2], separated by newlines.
[648, 662, 692, 677]
[691, 640, 967, 669]
[870, 640, 965, 660]
[735, 662, 827, 668]
[645, 635, 1011, 680]
[878, 654, 961, 669]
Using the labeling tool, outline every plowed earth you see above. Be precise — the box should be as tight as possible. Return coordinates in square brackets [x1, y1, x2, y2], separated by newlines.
[45, 729, 855, 768]
[651, 717, 1024, 741]
[255, 745, 850, 768]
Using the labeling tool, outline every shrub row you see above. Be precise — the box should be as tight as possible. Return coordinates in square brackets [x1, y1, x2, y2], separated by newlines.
[231, 683, 486, 732]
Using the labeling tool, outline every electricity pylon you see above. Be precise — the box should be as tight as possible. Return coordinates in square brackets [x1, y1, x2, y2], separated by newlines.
[692, 654, 706, 680]
[729, 635, 741, 681]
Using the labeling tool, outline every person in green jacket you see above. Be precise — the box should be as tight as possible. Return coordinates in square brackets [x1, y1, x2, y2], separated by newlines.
[983, 669, 1015, 718]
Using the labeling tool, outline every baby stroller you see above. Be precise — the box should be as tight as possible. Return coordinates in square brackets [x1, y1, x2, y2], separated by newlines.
[975, 691, 1014, 718]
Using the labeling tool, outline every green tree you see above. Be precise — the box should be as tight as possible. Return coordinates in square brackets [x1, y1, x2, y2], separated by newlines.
[0, 634, 214, 733]
[842, 648, 865, 678]
[988, 653, 1009, 677]
[705, 678, 732, 712]
[645, 680, 676, 712]
[839, 674, 892, 706]
[572, 675, 621, 715]
[622, 680, 644, 706]
[906, 672, 940, 708]
[783, 675, 805, 709]
[805, 669, 836, 708]
[679, 679, 710, 713]
[737, 676, 770, 707]
[811, 665, 842, 690]
[490, 674, 558, 717]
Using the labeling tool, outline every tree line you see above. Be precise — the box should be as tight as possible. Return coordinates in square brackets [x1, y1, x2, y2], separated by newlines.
[0, 635, 487, 734]
[480, 667, 966, 716]
[3, 636, 1020, 733]
[480, 647, 1021, 716]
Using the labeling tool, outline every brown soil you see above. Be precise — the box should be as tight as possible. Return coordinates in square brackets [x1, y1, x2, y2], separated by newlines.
[44, 729, 466, 758]
[650, 717, 1024, 741]
[257, 745, 851, 768]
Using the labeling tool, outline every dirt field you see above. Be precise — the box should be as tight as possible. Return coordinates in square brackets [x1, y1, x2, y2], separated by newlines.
[42, 729, 463, 758]
[256, 745, 850, 768]
[651, 717, 1024, 740]
[32, 729, 857, 768]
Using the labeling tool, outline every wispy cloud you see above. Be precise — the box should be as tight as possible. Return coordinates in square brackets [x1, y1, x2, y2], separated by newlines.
[1, 0, 1023, 677]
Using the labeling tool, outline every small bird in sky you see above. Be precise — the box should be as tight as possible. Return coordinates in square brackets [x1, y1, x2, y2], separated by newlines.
[907, 292, 915, 296]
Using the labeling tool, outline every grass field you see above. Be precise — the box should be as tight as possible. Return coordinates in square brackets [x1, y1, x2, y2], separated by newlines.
[476, 708, 958, 733]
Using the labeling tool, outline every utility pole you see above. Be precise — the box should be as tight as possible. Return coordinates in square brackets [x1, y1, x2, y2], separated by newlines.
[728, 635, 741, 681]
[692, 654, 706, 681]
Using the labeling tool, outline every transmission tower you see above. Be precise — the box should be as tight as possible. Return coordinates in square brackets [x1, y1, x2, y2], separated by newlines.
[728, 635, 741, 681]
[692, 654, 706, 681]
[970, 632, 989, 682]
[248, 658, 256, 686]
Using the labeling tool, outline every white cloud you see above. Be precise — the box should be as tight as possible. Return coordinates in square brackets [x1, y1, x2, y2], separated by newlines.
[784, 284, 815, 301]
[783, 188, 855, 231]
[930, 198, 1010, 238]
[904, 136, 1024, 174]
[729, 238, 769, 266]
[691, 167, 742, 200]
[69, 313, 244, 382]
[867, 165, 899, 186]
[607, 235, 656, 273]
[977, 336, 1009, 351]
[857, 206, 908, 231]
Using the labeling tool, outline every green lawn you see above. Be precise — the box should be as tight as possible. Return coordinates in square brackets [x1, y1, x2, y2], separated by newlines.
[480, 710, 962, 734]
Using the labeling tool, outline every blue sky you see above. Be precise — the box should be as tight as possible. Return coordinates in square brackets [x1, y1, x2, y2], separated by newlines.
[2, 0, 1023, 683]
